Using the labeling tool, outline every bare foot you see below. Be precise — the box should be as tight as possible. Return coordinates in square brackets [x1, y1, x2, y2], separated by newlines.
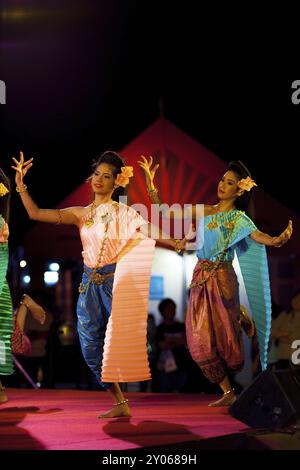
[0, 387, 8, 404]
[208, 390, 236, 407]
[21, 294, 46, 324]
[98, 401, 131, 419]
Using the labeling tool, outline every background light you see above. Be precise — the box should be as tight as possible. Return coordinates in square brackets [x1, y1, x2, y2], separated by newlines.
[20, 260, 27, 268]
[49, 262, 60, 272]
[44, 271, 59, 286]
[23, 275, 31, 284]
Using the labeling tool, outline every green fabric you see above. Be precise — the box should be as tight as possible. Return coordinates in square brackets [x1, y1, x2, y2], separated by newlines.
[0, 215, 13, 375]
[0, 215, 9, 297]
[0, 243, 9, 296]
[197, 210, 257, 262]
[0, 280, 14, 375]
[236, 239, 272, 371]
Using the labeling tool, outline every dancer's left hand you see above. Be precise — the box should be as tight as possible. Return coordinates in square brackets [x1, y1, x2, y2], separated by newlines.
[273, 220, 293, 247]
[0, 220, 9, 243]
[138, 155, 159, 189]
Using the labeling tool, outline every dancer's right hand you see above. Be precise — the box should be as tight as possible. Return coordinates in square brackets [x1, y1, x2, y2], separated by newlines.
[138, 155, 159, 190]
[11, 151, 33, 187]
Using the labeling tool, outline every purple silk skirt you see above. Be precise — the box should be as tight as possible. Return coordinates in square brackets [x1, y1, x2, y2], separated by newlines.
[186, 259, 244, 384]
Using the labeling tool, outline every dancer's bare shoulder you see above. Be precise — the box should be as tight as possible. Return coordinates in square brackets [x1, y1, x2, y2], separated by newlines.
[204, 204, 217, 216]
[186, 204, 215, 218]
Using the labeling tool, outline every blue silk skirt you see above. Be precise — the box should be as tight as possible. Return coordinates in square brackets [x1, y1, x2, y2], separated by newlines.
[76, 263, 116, 390]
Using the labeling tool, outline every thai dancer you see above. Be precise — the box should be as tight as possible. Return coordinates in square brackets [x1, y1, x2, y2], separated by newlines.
[139, 156, 292, 406]
[12, 151, 184, 417]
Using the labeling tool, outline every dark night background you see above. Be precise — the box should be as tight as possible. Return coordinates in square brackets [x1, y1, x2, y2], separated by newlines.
[0, 1, 299, 251]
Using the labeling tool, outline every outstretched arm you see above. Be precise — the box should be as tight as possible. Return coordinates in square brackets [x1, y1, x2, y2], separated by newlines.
[12, 151, 83, 226]
[139, 222, 186, 252]
[138, 155, 200, 220]
[250, 220, 293, 247]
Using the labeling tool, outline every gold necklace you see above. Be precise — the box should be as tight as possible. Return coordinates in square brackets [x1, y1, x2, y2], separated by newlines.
[207, 207, 221, 230]
[79, 221, 110, 293]
[84, 200, 115, 228]
[207, 208, 236, 230]
[79, 201, 118, 293]
[84, 202, 97, 228]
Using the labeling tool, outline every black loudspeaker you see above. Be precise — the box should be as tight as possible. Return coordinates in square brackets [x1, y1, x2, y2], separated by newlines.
[229, 368, 300, 428]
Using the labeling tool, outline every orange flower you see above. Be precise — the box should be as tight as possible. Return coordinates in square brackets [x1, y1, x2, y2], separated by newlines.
[115, 166, 134, 187]
[237, 176, 257, 192]
[0, 183, 9, 197]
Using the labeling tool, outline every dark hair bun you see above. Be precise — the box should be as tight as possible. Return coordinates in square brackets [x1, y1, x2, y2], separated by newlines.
[228, 160, 252, 179]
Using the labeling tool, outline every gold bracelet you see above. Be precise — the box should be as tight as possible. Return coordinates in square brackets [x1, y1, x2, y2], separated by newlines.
[272, 237, 281, 248]
[56, 209, 62, 225]
[174, 239, 182, 253]
[147, 186, 162, 204]
[16, 184, 28, 194]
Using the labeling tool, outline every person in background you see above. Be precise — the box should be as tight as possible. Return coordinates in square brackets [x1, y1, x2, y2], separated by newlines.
[270, 290, 300, 369]
[139, 313, 158, 392]
[155, 298, 190, 392]
[19, 291, 54, 388]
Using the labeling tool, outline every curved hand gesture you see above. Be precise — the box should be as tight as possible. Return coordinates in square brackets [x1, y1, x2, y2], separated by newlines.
[11, 151, 33, 186]
[273, 220, 293, 247]
[138, 155, 159, 189]
[0, 220, 9, 243]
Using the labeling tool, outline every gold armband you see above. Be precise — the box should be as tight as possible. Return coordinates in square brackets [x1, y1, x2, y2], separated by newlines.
[16, 184, 28, 194]
[174, 239, 182, 254]
[147, 187, 161, 204]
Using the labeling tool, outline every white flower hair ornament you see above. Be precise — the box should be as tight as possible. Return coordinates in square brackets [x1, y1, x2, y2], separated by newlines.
[237, 176, 257, 192]
[115, 166, 134, 187]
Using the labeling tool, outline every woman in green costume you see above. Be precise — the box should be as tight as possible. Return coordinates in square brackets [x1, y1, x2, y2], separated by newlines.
[0, 168, 46, 404]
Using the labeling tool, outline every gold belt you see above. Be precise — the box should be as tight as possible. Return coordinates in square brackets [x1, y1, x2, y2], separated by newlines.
[197, 259, 231, 271]
[190, 259, 232, 288]
[84, 270, 115, 285]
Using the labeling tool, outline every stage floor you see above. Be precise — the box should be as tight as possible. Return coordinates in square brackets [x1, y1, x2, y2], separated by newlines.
[0, 389, 299, 450]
